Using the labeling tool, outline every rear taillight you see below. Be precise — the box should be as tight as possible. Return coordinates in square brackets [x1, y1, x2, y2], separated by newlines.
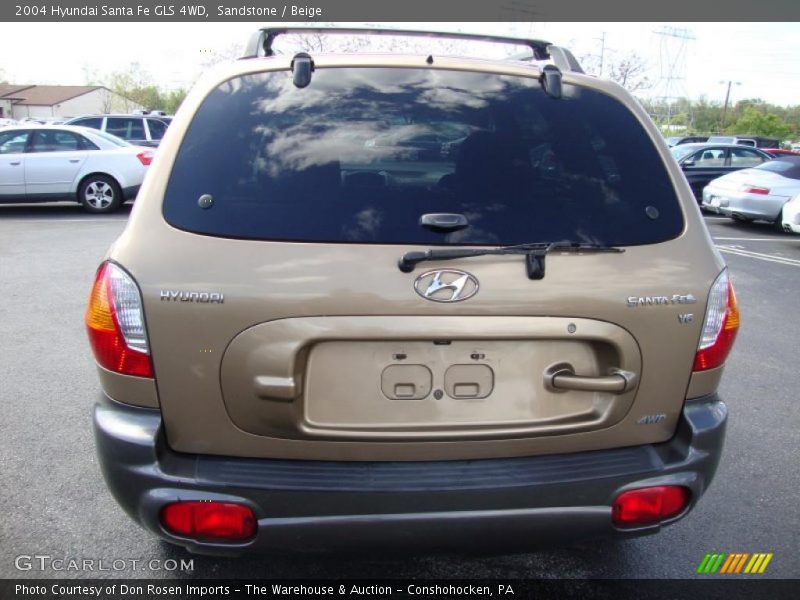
[161, 502, 257, 541]
[136, 150, 153, 166]
[740, 185, 769, 195]
[693, 269, 740, 372]
[612, 486, 691, 527]
[85, 262, 153, 378]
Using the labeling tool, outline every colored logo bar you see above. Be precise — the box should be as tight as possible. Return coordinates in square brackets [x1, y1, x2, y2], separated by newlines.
[697, 553, 773, 574]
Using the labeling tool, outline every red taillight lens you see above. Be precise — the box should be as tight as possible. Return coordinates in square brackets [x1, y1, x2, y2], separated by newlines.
[161, 502, 257, 541]
[85, 262, 153, 378]
[612, 485, 691, 527]
[693, 270, 740, 372]
[740, 185, 769, 195]
[136, 150, 153, 166]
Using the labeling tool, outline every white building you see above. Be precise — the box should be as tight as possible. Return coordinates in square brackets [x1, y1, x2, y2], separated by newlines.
[0, 84, 143, 120]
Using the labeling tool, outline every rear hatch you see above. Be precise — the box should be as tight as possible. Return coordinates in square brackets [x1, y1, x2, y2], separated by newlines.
[119, 61, 719, 461]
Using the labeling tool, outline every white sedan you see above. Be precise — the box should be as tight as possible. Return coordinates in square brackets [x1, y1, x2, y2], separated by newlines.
[701, 156, 800, 227]
[0, 125, 152, 213]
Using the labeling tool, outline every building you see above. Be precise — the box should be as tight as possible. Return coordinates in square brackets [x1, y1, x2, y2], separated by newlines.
[0, 84, 143, 120]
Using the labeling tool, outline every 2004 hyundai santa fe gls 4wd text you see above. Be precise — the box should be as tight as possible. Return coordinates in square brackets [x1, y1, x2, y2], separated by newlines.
[86, 28, 739, 554]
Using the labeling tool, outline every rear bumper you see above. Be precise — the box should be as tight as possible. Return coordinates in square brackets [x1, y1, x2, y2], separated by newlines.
[702, 189, 786, 220]
[93, 393, 727, 555]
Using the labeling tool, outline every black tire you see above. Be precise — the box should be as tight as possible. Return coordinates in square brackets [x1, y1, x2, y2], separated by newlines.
[78, 174, 123, 214]
[775, 207, 786, 232]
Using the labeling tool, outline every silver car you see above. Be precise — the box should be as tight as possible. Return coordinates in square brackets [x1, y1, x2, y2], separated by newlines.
[702, 156, 800, 225]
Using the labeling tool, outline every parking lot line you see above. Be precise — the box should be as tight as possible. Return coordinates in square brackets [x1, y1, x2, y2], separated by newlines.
[717, 245, 800, 266]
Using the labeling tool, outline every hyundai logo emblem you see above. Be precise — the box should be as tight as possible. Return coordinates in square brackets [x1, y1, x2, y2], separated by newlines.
[414, 269, 479, 302]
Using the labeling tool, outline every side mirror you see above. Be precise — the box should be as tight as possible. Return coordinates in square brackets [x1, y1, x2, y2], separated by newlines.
[683, 160, 695, 168]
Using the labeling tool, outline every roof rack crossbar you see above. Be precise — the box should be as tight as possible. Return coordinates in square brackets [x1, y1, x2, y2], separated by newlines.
[546, 46, 585, 74]
[242, 26, 555, 62]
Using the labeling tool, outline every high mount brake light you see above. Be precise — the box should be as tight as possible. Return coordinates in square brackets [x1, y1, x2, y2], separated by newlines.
[693, 269, 740, 372]
[85, 262, 153, 378]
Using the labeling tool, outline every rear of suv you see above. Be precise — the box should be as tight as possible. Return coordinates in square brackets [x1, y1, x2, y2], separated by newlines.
[87, 28, 739, 554]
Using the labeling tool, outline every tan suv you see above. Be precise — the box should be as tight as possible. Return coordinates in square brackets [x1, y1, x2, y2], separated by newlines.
[87, 28, 739, 554]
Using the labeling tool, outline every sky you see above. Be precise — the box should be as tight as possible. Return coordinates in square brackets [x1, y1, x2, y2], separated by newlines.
[1, 22, 800, 106]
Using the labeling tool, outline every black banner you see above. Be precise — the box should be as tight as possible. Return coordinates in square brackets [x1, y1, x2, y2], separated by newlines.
[3, 0, 800, 22]
[2, 579, 799, 600]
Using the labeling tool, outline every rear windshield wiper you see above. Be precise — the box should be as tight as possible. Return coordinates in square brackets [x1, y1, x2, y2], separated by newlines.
[398, 241, 625, 280]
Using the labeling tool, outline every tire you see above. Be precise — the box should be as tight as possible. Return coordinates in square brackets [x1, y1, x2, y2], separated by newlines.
[78, 174, 123, 214]
[775, 214, 785, 232]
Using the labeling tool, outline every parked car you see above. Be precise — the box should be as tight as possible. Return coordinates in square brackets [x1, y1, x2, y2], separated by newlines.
[706, 135, 780, 149]
[781, 193, 800, 233]
[63, 114, 169, 147]
[702, 156, 800, 226]
[665, 135, 708, 147]
[762, 148, 800, 158]
[87, 27, 737, 554]
[671, 143, 772, 200]
[0, 118, 17, 128]
[0, 125, 152, 213]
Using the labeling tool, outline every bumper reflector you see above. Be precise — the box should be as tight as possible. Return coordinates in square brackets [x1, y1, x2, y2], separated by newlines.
[612, 485, 691, 527]
[160, 501, 257, 541]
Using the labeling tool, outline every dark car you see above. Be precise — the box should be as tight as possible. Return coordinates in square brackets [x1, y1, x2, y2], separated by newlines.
[665, 135, 708, 147]
[671, 143, 772, 200]
[64, 114, 169, 147]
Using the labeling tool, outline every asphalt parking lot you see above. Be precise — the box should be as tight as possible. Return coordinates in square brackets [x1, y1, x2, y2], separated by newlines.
[0, 203, 798, 580]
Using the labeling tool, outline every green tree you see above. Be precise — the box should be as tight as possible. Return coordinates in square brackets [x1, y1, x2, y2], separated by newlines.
[162, 89, 188, 114]
[730, 107, 792, 139]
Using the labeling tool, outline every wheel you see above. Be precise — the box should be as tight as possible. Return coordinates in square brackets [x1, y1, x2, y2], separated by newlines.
[78, 174, 122, 214]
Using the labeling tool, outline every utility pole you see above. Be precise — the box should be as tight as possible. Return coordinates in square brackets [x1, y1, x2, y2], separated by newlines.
[652, 26, 695, 132]
[595, 32, 607, 77]
[719, 80, 741, 132]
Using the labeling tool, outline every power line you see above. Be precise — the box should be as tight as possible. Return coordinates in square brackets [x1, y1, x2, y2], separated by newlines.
[652, 26, 696, 130]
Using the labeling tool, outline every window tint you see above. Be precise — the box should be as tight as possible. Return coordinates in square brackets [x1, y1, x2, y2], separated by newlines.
[78, 135, 100, 150]
[164, 69, 683, 246]
[730, 148, 766, 167]
[72, 117, 103, 130]
[91, 130, 130, 147]
[0, 131, 29, 154]
[670, 145, 699, 160]
[689, 148, 725, 167]
[106, 117, 145, 141]
[146, 118, 167, 139]
[29, 130, 81, 153]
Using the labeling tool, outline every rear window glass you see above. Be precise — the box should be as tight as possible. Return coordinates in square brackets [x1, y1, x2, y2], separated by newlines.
[756, 157, 800, 179]
[164, 68, 683, 246]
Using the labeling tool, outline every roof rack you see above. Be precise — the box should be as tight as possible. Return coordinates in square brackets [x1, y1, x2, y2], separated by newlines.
[241, 26, 584, 73]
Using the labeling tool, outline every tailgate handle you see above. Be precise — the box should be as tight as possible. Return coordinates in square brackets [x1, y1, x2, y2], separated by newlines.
[546, 364, 636, 394]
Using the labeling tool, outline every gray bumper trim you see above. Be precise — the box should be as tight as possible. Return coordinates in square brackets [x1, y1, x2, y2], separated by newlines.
[93, 394, 727, 553]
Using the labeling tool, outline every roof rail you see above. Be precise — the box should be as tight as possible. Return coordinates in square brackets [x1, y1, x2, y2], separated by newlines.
[242, 26, 573, 65]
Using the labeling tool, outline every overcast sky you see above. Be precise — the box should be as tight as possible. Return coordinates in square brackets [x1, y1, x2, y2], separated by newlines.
[1, 22, 799, 106]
